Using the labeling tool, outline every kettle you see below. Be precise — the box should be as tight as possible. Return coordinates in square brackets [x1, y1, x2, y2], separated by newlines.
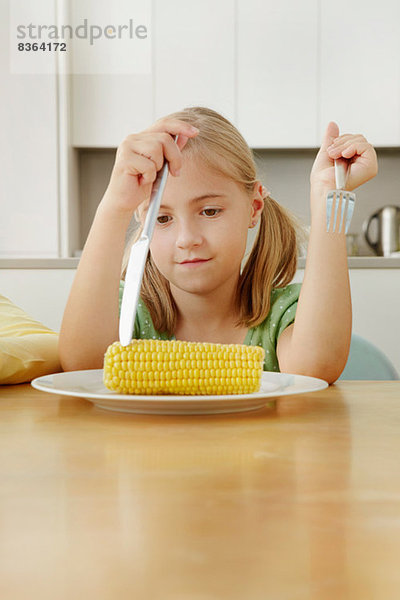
[363, 205, 400, 256]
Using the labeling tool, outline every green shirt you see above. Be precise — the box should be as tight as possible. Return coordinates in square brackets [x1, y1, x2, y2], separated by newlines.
[119, 282, 301, 372]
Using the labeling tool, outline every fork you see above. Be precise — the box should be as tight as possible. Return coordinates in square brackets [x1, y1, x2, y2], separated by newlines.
[326, 158, 356, 233]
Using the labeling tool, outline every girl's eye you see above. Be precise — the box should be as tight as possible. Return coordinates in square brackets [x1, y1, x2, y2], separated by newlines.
[202, 208, 221, 217]
[157, 215, 171, 225]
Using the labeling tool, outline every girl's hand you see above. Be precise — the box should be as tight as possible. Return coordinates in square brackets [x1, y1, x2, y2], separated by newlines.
[100, 118, 199, 214]
[310, 121, 378, 192]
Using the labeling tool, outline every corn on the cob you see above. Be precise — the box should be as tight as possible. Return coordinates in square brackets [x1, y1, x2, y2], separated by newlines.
[103, 339, 265, 395]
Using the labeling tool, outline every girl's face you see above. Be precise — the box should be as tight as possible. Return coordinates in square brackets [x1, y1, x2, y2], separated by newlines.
[149, 154, 263, 297]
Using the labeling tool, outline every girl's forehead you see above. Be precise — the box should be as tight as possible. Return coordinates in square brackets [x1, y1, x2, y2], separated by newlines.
[174, 152, 241, 191]
[164, 174, 242, 209]
[181, 152, 225, 176]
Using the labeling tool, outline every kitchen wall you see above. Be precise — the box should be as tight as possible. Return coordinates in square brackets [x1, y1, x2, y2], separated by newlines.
[78, 147, 400, 257]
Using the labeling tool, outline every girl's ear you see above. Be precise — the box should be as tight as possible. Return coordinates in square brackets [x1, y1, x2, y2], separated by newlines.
[249, 180, 265, 226]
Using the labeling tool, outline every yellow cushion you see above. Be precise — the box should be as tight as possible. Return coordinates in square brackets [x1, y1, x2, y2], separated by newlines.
[0, 295, 61, 384]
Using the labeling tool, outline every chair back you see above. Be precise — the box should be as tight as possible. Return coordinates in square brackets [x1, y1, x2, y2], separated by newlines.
[339, 334, 399, 380]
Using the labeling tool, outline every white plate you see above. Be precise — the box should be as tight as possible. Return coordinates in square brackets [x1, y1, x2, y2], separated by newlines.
[31, 370, 328, 415]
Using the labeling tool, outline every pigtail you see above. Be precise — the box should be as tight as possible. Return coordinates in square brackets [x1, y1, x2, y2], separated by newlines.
[237, 196, 299, 328]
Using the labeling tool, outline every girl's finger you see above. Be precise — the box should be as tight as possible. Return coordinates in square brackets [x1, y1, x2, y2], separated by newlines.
[115, 152, 157, 185]
[328, 140, 371, 159]
[329, 133, 366, 145]
[122, 132, 182, 176]
[150, 120, 200, 174]
[138, 129, 196, 175]
[341, 143, 371, 159]
[119, 119, 200, 179]
[155, 131, 187, 175]
[125, 140, 165, 172]
[328, 134, 367, 152]
[176, 134, 189, 151]
[321, 121, 339, 150]
[148, 117, 199, 140]
[331, 132, 367, 141]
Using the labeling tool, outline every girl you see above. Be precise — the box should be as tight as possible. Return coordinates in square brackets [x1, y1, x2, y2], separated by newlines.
[59, 107, 377, 383]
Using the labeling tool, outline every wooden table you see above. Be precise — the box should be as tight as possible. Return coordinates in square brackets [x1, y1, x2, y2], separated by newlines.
[1, 381, 400, 599]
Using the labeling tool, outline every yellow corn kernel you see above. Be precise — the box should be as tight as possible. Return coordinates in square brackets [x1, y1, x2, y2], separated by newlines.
[103, 339, 265, 395]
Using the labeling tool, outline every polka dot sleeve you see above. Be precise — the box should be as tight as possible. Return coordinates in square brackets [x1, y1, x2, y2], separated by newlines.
[268, 283, 301, 347]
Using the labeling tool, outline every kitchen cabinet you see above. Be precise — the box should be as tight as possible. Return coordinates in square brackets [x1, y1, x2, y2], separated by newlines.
[73, 0, 316, 148]
[72, 0, 235, 148]
[237, 0, 319, 148]
[153, 0, 235, 121]
[0, 1, 59, 257]
[320, 0, 400, 147]
[72, 74, 153, 148]
[239, 0, 400, 148]
[71, 0, 153, 148]
[71, 0, 400, 149]
[0, 265, 76, 332]
[349, 269, 400, 376]
[293, 266, 400, 376]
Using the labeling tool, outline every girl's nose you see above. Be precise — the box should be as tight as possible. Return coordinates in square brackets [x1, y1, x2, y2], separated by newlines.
[175, 219, 203, 249]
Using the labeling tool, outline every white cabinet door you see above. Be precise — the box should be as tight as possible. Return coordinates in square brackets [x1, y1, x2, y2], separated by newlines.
[294, 268, 400, 375]
[72, 73, 153, 148]
[70, 0, 153, 147]
[0, 3, 59, 257]
[320, 0, 400, 146]
[349, 269, 400, 375]
[154, 0, 235, 121]
[72, 1, 235, 147]
[237, 0, 318, 148]
[70, 1, 400, 149]
[0, 268, 76, 332]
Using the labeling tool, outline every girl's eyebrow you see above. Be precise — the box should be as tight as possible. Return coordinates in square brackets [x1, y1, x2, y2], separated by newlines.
[160, 193, 226, 210]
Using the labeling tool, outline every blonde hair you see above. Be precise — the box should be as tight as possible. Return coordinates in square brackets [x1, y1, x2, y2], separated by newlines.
[122, 106, 301, 335]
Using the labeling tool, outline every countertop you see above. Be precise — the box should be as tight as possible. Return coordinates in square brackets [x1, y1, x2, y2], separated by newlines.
[1, 381, 400, 599]
[1, 257, 400, 268]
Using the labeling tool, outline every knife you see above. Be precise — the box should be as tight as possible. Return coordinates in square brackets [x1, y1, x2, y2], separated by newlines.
[119, 137, 177, 346]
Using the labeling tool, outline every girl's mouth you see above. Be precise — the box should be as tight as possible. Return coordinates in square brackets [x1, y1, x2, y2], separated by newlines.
[179, 258, 211, 265]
